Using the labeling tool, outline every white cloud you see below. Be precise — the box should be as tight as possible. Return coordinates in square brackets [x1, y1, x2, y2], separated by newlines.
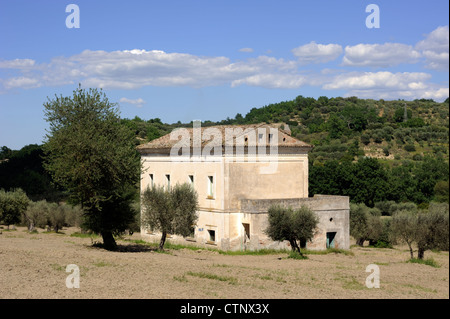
[0, 42, 447, 101]
[322, 71, 448, 101]
[0, 50, 301, 91]
[416, 25, 449, 71]
[239, 47, 254, 53]
[231, 73, 307, 89]
[0, 58, 35, 69]
[292, 41, 343, 65]
[323, 71, 431, 90]
[119, 97, 145, 107]
[1, 76, 40, 89]
[342, 43, 421, 67]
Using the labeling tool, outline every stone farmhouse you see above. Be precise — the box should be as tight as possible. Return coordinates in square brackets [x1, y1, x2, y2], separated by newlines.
[137, 123, 350, 251]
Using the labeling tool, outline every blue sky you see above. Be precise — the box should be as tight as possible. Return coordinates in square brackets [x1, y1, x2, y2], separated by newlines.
[0, 0, 449, 149]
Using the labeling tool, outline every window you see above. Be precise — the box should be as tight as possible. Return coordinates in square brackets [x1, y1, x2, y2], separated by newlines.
[149, 174, 154, 188]
[268, 133, 273, 144]
[166, 174, 170, 190]
[188, 226, 195, 238]
[208, 229, 216, 242]
[188, 175, 194, 186]
[207, 176, 214, 198]
[258, 133, 264, 144]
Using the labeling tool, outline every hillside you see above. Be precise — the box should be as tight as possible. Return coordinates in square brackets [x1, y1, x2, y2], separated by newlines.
[1, 96, 448, 205]
[122, 96, 449, 164]
[120, 96, 449, 206]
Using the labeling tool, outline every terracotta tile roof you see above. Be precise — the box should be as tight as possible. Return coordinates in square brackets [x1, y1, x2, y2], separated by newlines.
[136, 123, 313, 152]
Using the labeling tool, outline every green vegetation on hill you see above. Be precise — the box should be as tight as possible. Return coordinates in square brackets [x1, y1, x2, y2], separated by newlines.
[1, 96, 448, 207]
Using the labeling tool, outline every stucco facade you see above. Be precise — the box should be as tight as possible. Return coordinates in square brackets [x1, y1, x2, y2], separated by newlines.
[137, 123, 349, 251]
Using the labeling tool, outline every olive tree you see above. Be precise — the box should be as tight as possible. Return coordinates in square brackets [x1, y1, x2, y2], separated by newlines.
[265, 205, 319, 256]
[22, 200, 50, 232]
[0, 188, 30, 229]
[350, 203, 385, 247]
[390, 210, 417, 259]
[43, 86, 140, 250]
[141, 183, 199, 251]
[391, 203, 449, 260]
[416, 204, 449, 259]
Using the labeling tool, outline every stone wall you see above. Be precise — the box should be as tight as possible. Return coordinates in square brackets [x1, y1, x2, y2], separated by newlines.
[140, 195, 350, 252]
[238, 195, 350, 251]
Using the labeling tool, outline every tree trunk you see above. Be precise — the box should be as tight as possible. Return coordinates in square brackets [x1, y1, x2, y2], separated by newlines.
[356, 238, 365, 247]
[289, 239, 302, 255]
[417, 247, 425, 260]
[159, 231, 167, 251]
[101, 231, 117, 251]
[408, 243, 414, 259]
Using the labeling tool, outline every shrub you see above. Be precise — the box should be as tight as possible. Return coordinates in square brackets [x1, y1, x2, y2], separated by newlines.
[46, 202, 64, 232]
[0, 188, 30, 229]
[404, 144, 416, 152]
[361, 134, 371, 145]
[22, 200, 50, 231]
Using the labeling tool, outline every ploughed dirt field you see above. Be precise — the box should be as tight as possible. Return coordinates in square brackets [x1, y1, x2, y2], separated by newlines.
[1, 226, 448, 299]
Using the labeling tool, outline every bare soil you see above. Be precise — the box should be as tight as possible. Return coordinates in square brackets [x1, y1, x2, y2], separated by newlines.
[0, 226, 448, 299]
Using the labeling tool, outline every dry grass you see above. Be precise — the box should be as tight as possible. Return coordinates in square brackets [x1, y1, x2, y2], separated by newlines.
[0, 226, 448, 299]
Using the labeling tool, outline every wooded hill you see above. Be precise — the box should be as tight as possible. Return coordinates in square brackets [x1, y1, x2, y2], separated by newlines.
[1, 96, 448, 206]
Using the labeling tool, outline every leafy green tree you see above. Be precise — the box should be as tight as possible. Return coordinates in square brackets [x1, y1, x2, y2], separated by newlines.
[0, 188, 30, 229]
[265, 205, 319, 256]
[390, 210, 417, 259]
[141, 183, 199, 251]
[348, 158, 389, 207]
[42, 86, 141, 250]
[0, 144, 63, 201]
[394, 107, 412, 122]
[46, 202, 66, 233]
[434, 181, 449, 203]
[349, 203, 369, 246]
[326, 114, 347, 139]
[0, 146, 13, 160]
[415, 205, 449, 259]
[347, 139, 362, 158]
[413, 155, 449, 202]
[22, 199, 49, 231]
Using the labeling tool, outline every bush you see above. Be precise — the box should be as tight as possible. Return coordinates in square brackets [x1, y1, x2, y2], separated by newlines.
[361, 134, 371, 145]
[46, 202, 63, 232]
[0, 188, 30, 229]
[22, 200, 84, 232]
[373, 201, 417, 217]
[434, 181, 449, 203]
[404, 144, 416, 152]
[22, 200, 50, 231]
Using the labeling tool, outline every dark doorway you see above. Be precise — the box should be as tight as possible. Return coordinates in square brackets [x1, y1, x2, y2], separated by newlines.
[243, 223, 250, 240]
[326, 232, 337, 248]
